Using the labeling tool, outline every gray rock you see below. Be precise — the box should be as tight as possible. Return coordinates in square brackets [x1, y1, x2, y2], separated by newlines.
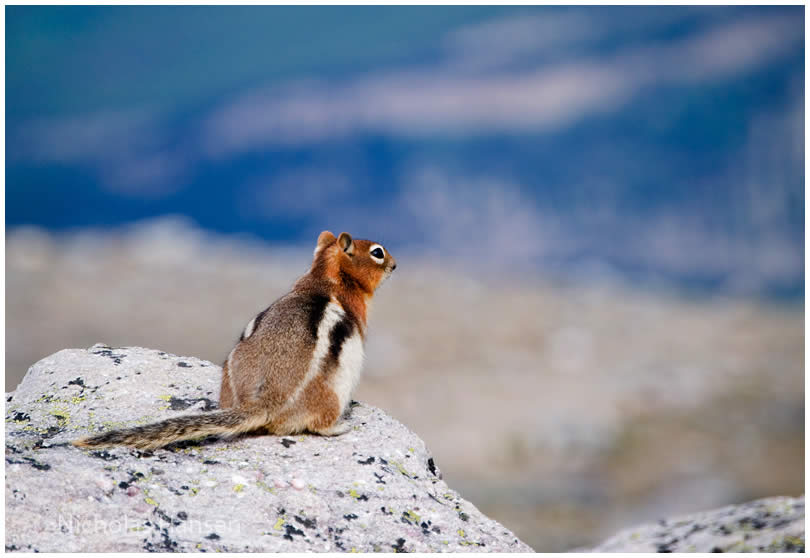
[5, 345, 532, 552]
[583, 495, 804, 552]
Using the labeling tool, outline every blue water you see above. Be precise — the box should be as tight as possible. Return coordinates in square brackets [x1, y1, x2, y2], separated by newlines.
[6, 6, 804, 300]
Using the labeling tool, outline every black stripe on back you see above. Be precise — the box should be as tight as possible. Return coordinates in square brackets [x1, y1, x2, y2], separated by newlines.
[327, 317, 355, 365]
[240, 307, 269, 341]
[307, 294, 331, 340]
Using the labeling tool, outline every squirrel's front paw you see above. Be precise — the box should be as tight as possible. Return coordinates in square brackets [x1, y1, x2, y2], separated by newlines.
[313, 422, 352, 436]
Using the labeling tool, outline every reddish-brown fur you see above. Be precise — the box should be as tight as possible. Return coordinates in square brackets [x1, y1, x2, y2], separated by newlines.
[221, 231, 396, 436]
[305, 231, 395, 334]
[73, 231, 395, 449]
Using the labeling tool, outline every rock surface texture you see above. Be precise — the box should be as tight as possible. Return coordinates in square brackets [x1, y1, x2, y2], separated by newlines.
[584, 495, 805, 553]
[5, 345, 532, 552]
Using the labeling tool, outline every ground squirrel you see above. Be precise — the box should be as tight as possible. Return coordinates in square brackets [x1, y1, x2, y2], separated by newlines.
[72, 231, 396, 450]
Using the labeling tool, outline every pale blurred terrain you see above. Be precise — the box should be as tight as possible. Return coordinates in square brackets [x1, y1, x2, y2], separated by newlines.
[6, 218, 804, 551]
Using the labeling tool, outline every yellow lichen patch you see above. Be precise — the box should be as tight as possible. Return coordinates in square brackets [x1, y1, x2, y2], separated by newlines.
[49, 407, 71, 427]
[273, 517, 285, 531]
[763, 535, 804, 552]
[403, 510, 421, 523]
[233, 484, 245, 493]
[36, 392, 89, 407]
[144, 497, 158, 507]
[457, 526, 482, 548]
[389, 460, 412, 477]
[157, 394, 172, 401]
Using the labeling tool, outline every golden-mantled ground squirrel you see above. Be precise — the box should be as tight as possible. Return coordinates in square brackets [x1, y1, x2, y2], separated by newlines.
[73, 231, 396, 450]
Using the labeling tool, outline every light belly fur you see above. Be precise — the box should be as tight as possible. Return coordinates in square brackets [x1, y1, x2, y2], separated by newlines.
[330, 330, 365, 413]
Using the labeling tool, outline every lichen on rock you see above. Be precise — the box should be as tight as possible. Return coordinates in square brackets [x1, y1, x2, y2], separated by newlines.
[582, 495, 804, 553]
[5, 345, 532, 552]
[6, 344, 803, 552]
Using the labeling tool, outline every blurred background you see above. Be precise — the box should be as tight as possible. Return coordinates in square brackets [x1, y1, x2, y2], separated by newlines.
[6, 5, 804, 551]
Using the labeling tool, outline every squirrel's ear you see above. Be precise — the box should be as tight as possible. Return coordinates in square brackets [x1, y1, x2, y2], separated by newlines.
[314, 231, 336, 257]
[337, 232, 354, 255]
[317, 231, 336, 247]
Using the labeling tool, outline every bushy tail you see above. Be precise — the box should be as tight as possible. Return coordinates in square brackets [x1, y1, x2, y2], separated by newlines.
[71, 409, 267, 451]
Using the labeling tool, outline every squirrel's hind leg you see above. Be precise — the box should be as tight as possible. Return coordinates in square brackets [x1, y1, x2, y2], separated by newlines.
[298, 377, 349, 436]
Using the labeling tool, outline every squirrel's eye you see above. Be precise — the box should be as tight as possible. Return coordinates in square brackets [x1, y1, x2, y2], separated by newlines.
[370, 247, 384, 259]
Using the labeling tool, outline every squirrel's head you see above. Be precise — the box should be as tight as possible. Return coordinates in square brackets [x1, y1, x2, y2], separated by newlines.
[312, 231, 396, 293]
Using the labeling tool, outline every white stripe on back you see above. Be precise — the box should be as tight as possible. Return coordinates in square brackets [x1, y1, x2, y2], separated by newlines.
[243, 316, 257, 339]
